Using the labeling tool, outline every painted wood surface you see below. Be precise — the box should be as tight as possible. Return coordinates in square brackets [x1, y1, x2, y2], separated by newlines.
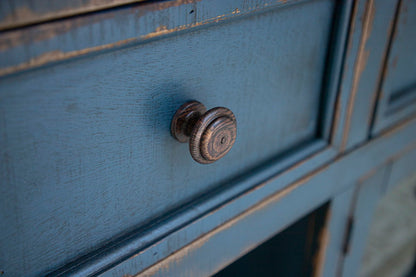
[360, 173, 416, 277]
[103, 117, 416, 277]
[49, 141, 333, 277]
[0, 1, 336, 275]
[321, 186, 355, 277]
[330, 0, 399, 151]
[385, 144, 416, 192]
[0, 0, 307, 77]
[212, 203, 330, 277]
[338, 165, 390, 277]
[1, 0, 415, 276]
[372, 0, 416, 135]
[0, 0, 147, 30]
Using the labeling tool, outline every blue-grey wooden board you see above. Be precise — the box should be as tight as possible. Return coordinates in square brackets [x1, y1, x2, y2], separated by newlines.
[386, 144, 416, 192]
[0, 0, 324, 77]
[339, 165, 389, 277]
[372, 0, 416, 135]
[332, 0, 399, 151]
[126, 118, 416, 277]
[321, 185, 355, 277]
[0, 1, 337, 275]
[0, 0, 146, 30]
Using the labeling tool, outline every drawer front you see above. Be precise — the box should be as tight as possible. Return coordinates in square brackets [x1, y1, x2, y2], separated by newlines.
[372, 0, 416, 134]
[0, 0, 338, 275]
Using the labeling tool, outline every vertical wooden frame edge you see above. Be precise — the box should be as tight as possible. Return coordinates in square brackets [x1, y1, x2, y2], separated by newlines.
[337, 163, 392, 277]
[321, 0, 354, 143]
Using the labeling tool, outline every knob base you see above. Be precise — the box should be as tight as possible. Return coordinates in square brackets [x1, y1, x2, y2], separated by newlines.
[171, 101, 206, 143]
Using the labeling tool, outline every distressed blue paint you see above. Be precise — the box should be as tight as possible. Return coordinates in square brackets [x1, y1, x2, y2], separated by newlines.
[0, 0, 147, 30]
[340, 165, 390, 277]
[336, 0, 399, 150]
[0, 1, 336, 275]
[1, 0, 416, 276]
[0, 0, 304, 76]
[50, 141, 333, 277]
[321, 185, 355, 277]
[119, 118, 416, 277]
[372, 0, 416, 134]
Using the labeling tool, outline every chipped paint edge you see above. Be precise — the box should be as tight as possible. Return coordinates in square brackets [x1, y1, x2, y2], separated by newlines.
[340, 0, 375, 151]
[0, 0, 299, 77]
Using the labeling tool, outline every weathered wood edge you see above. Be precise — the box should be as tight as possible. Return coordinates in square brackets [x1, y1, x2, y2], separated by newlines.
[369, 0, 402, 136]
[47, 139, 334, 276]
[338, 163, 392, 277]
[0, 0, 150, 31]
[310, 202, 332, 277]
[130, 115, 416, 277]
[371, 0, 416, 136]
[0, 0, 302, 78]
[321, 0, 353, 141]
[320, 185, 355, 277]
[338, 0, 375, 151]
[340, 146, 416, 275]
[330, 0, 399, 152]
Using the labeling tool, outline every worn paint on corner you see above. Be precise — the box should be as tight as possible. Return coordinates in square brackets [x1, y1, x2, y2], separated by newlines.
[341, 0, 375, 151]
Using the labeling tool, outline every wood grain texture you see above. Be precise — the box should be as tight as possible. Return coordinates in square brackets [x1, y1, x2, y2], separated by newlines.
[52, 116, 416, 276]
[339, 165, 391, 277]
[320, 186, 355, 277]
[372, 0, 416, 135]
[331, 0, 399, 151]
[212, 203, 330, 277]
[0, 0, 148, 30]
[128, 118, 416, 277]
[52, 141, 332, 277]
[0, 0, 303, 77]
[0, 1, 335, 275]
[0, 0, 415, 276]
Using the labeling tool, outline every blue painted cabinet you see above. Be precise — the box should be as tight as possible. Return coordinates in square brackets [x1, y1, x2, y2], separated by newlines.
[372, 0, 416, 134]
[0, 0, 415, 276]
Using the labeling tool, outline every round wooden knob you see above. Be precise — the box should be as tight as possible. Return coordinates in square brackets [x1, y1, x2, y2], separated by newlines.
[171, 101, 237, 164]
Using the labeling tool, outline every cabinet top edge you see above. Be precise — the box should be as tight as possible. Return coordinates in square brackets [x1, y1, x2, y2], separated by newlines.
[0, 0, 307, 78]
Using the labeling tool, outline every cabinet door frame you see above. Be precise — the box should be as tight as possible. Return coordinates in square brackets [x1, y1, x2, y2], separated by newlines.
[336, 165, 390, 277]
[2, 0, 415, 276]
[99, 118, 416, 276]
[330, 0, 401, 152]
[338, 146, 416, 277]
[371, 0, 416, 135]
[1, 1, 356, 276]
